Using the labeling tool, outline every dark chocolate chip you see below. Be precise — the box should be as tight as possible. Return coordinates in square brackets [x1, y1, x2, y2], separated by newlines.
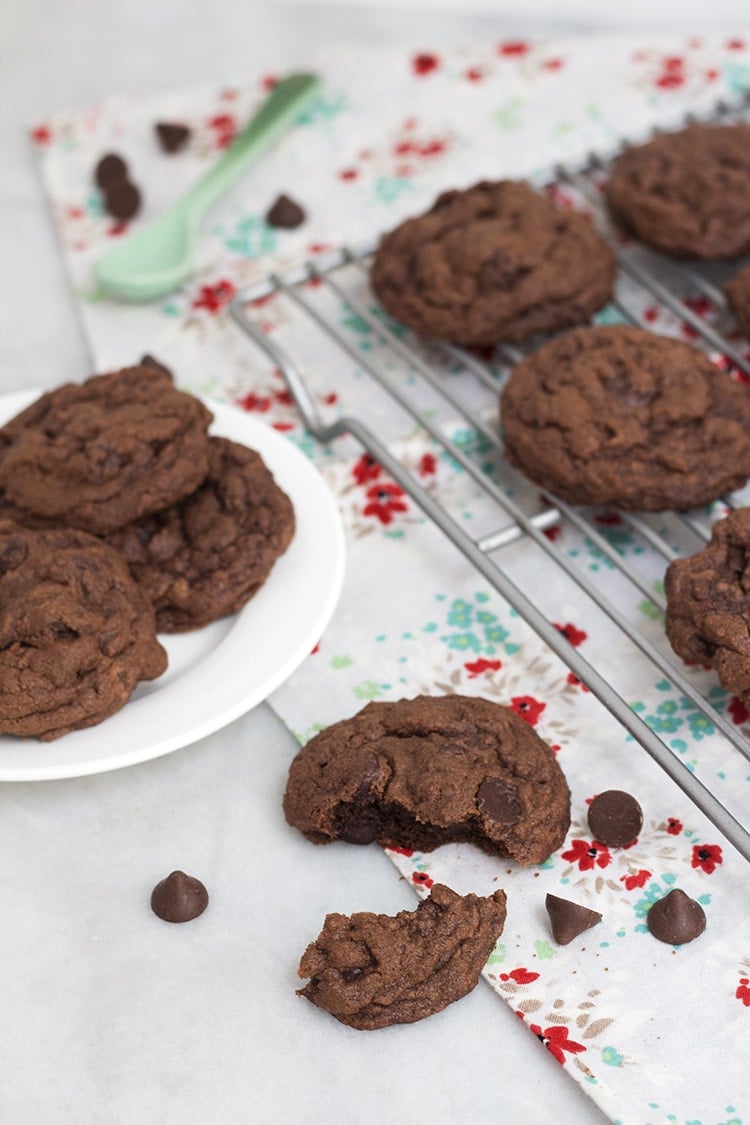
[155, 122, 192, 154]
[140, 354, 173, 378]
[95, 153, 128, 189]
[104, 179, 142, 221]
[477, 778, 522, 826]
[150, 870, 209, 923]
[266, 194, 306, 229]
[646, 888, 706, 945]
[545, 893, 602, 945]
[587, 789, 643, 848]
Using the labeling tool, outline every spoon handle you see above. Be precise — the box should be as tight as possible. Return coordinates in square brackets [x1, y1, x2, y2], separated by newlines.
[183, 73, 320, 219]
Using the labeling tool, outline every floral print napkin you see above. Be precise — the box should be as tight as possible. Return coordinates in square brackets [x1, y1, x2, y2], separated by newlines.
[34, 32, 750, 1124]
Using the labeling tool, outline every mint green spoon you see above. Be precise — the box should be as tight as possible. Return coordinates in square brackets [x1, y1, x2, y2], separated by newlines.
[94, 73, 319, 302]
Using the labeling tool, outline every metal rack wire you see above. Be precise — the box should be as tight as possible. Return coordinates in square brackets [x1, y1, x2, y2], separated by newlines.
[231, 90, 750, 863]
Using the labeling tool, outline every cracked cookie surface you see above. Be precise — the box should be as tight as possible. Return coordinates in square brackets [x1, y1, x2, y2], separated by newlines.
[107, 437, 295, 632]
[370, 180, 615, 346]
[666, 509, 750, 703]
[297, 883, 507, 1029]
[606, 123, 750, 258]
[0, 521, 166, 740]
[0, 366, 213, 534]
[500, 325, 750, 511]
[283, 694, 570, 865]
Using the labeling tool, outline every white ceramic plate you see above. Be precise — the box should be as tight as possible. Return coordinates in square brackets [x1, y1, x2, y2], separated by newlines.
[0, 391, 346, 781]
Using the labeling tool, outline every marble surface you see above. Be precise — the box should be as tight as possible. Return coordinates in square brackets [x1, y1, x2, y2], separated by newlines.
[5, 2, 737, 1121]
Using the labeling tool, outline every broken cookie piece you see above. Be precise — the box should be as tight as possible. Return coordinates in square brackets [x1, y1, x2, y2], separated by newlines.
[297, 883, 507, 1029]
[283, 694, 571, 865]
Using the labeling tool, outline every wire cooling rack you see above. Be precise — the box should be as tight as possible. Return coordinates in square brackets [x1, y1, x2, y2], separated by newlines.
[231, 90, 750, 863]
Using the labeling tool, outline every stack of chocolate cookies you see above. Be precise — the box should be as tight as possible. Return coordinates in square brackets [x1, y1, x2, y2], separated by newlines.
[0, 360, 294, 740]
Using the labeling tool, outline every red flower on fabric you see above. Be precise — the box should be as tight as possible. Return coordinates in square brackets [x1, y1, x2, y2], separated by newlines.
[666, 817, 683, 836]
[566, 672, 590, 693]
[542, 58, 564, 71]
[323, 392, 338, 406]
[500, 968, 539, 984]
[192, 278, 235, 312]
[352, 453, 381, 485]
[509, 695, 546, 726]
[543, 525, 561, 541]
[684, 294, 712, 317]
[31, 124, 51, 145]
[729, 697, 749, 725]
[643, 305, 659, 323]
[594, 512, 622, 526]
[465, 67, 484, 82]
[692, 843, 723, 874]
[272, 422, 295, 432]
[529, 1023, 586, 1065]
[338, 168, 358, 182]
[107, 221, 128, 237]
[363, 482, 408, 525]
[561, 838, 612, 872]
[237, 392, 271, 413]
[620, 869, 651, 890]
[419, 453, 437, 476]
[412, 53, 440, 76]
[656, 72, 685, 90]
[464, 658, 502, 679]
[261, 74, 279, 91]
[388, 846, 414, 857]
[274, 389, 294, 407]
[208, 113, 237, 148]
[497, 41, 530, 57]
[736, 977, 750, 1006]
[554, 622, 587, 647]
[412, 871, 433, 889]
[727, 37, 746, 50]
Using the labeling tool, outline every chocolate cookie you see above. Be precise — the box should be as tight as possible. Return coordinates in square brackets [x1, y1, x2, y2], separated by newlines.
[107, 437, 295, 631]
[283, 694, 570, 865]
[297, 883, 507, 1029]
[725, 264, 750, 339]
[665, 508, 750, 702]
[500, 325, 750, 511]
[0, 521, 166, 740]
[370, 180, 616, 346]
[606, 123, 750, 258]
[0, 366, 213, 534]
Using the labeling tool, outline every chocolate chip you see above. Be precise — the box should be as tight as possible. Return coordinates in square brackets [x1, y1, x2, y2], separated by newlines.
[155, 122, 192, 154]
[646, 888, 706, 945]
[150, 870, 209, 923]
[104, 179, 142, 221]
[477, 777, 522, 826]
[545, 893, 602, 945]
[587, 790, 643, 848]
[95, 153, 128, 189]
[266, 194, 306, 229]
[140, 354, 173, 378]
